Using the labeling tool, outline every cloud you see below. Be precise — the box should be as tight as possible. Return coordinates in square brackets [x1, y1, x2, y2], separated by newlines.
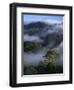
[24, 34, 43, 42]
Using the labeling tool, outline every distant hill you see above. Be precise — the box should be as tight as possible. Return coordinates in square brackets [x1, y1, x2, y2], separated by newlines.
[24, 21, 52, 30]
[23, 21, 59, 36]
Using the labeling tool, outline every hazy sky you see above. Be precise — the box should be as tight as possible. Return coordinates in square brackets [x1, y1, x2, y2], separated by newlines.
[23, 14, 63, 24]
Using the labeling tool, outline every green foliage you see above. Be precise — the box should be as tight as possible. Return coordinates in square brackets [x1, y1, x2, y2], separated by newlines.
[47, 63, 56, 73]
[24, 65, 38, 75]
[36, 61, 48, 74]
[44, 50, 59, 63]
[24, 61, 63, 75]
[24, 41, 42, 52]
[47, 63, 63, 73]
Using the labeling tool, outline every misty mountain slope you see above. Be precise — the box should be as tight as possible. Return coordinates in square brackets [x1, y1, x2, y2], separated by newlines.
[52, 42, 63, 66]
[23, 21, 63, 74]
[23, 21, 63, 49]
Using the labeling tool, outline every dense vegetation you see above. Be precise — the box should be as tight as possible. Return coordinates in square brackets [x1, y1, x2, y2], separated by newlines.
[24, 63, 63, 75]
[24, 41, 42, 53]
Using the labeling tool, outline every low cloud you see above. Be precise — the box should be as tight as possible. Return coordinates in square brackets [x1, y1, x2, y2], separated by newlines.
[24, 34, 43, 42]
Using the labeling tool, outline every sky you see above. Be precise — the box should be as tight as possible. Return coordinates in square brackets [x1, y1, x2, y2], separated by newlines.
[23, 14, 63, 24]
